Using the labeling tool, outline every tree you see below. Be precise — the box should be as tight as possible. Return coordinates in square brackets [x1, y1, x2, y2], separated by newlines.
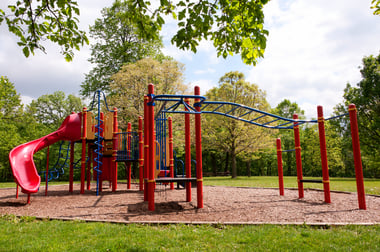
[108, 57, 187, 128]
[372, 0, 380, 15]
[80, 0, 165, 97]
[271, 99, 304, 176]
[0, 0, 88, 61]
[202, 71, 272, 178]
[333, 53, 380, 177]
[2, 1, 269, 65]
[27, 91, 84, 129]
[129, 0, 269, 65]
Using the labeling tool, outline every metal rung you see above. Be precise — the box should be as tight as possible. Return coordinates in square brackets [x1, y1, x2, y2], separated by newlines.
[300, 179, 323, 183]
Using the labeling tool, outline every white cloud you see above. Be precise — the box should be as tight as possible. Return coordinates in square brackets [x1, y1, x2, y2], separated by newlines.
[248, 0, 380, 119]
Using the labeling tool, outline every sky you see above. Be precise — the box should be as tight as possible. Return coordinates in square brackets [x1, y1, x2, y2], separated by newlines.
[0, 0, 379, 119]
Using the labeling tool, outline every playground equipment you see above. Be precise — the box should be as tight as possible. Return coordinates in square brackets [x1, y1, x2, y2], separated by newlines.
[9, 84, 367, 211]
[276, 105, 366, 210]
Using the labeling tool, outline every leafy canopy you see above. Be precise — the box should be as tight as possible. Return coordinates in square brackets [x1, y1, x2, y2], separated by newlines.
[0, 0, 88, 61]
[133, 0, 269, 65]
[80, 0, 164, 97]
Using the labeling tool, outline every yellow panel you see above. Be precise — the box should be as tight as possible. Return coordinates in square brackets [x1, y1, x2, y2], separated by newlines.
[86, 112, 95, 140]
[104, 112, 114, 140]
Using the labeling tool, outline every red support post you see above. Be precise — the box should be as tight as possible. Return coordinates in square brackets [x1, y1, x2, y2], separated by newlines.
[45, 146, 50, 196]
[112, 108, 118, 191]
[194, 86, 203, 208]
[127, 122, 132, 189]
[348, 104, 366, 210]
[184, 98, 192, 202]
[293, 114, 304, 198]
[168, 117, 174, 190]
[69, 141, 75, 193]
[99, 112, 104, 193]
[148, 84, 155, 211]
[144, 96, 149, 201]
[27, 194, 31, 204]
[138, 116, 144, 191]
[87, 143, 92, 190]
[80, 108, 87, 194]
[317, 106, 331, 203]
[276, 138, 284, 196]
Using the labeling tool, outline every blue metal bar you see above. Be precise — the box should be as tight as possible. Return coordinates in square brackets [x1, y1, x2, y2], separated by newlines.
[250, 114, 267, 122]
[282, 149, 296, 152]
[262, 118, 281, 126]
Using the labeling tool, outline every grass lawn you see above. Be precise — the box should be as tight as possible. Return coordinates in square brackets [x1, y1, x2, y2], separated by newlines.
[1, 177, 379, 251]
[0, 215, 379, 251]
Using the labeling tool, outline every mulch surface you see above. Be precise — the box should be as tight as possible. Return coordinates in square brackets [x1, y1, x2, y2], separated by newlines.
[0, 183, 379, 225]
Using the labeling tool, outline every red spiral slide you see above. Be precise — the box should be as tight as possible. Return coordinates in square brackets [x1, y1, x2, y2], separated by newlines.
[9, 113, 82, 195]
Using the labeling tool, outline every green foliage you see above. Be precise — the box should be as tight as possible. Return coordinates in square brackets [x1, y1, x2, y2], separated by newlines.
[109, 57, 187, 128]
[371, 0, 380, 15]
[333, 53, 380, 178]
[80, 0, 164, 97]
[129, 0, 269, 65]
[203, 71, 272, 178]
[0, 0, 88, 61]
[26, 91, 84, 129]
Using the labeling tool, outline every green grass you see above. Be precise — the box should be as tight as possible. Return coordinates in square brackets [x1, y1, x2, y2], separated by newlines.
[203, 176, 380, 195]
[0, 215, 379, 251]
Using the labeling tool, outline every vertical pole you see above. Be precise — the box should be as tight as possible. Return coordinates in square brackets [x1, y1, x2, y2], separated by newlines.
[293, 114, 304, 198]
[144, 96, 149, 201]
[138, 116, 144, 191]
[27, 194, 31, 204]
[185, 98, 192, 202]
[112, 108, 118, 191]
[69, 141, 75, 193]
[194, 86, 203, 208]
[276, 138, 284, 196]
[80, 108, 87, 194]
[99, 112, 104, 193]
[16, 185, 19, 199]
[317, 106, 331, 203]
[45, 146, 50, 196]
[348, 104, 366, 210]
[127, 122, 132, 189]
[148, 84, 155, 211]
[168, 117, 174, 190]
[87, 143, 91, 190]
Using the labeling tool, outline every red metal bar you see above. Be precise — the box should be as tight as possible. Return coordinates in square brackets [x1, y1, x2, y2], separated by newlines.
[348, 104, 366, 210]
[45, 146, 49, 196]
[138, 116, 144, 191]
[127, 122, 132, 189]
[317, 106, 331, 203]
[112, 108, 118, 191]
[194, 86, 203, 208]
[99, 112, 104, 193]
[168, 117, 174, 190]
[80, 108, 87, 194]
[276, 138, 284, 196]
[185, 98, 191, 202]
[293, 114, 304, 198]
[69, 141, 75, 193]
[148, 84, 155, 211]
[27, 194, 31, 204]
[87, 143, 92, 190]
[144, 96, 149, 201]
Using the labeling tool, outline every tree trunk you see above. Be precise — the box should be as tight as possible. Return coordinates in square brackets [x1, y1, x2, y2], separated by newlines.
[224, 152, 229, 174]
[211, 152, 218, 176]
[246, 160, 251, 177]
[231, 144, 237, 178]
